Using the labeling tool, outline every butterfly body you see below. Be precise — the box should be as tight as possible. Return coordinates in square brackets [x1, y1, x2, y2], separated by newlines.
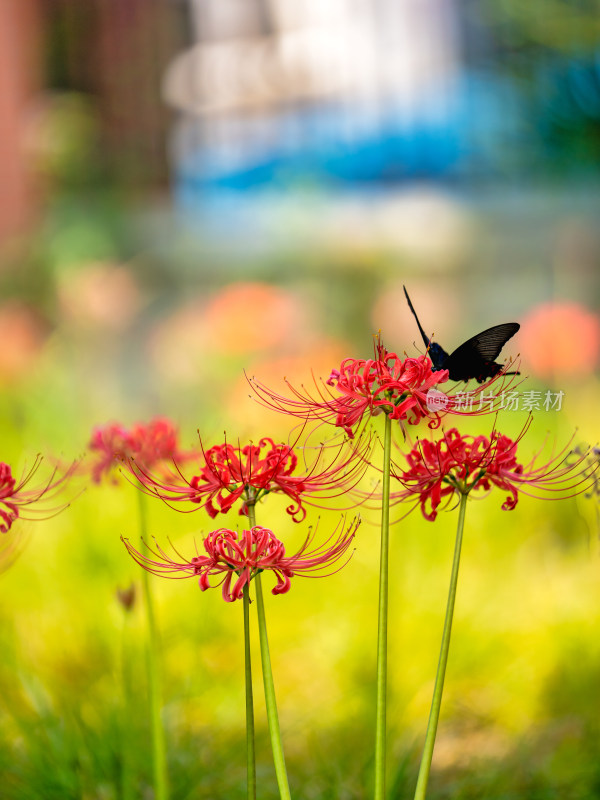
[426, 341, 450, 372]
[403, 286, 519, 383]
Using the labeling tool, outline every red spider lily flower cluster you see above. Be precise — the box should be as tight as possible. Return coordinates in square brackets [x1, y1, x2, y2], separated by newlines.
[251, 337, 448, 437]
[122, 517, 359, 602]
[0, 458, 72, 534]
[325, 349, 449, 436]
[392, 423, 595, 521]
[250, 336, 517, 439]
[89, 417, 188, 483]
[129, 434, 370, 522]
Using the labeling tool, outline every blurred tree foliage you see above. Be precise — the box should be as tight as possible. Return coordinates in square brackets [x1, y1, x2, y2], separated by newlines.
[483, 0, 600, 54]
[469, 0, 600, 173]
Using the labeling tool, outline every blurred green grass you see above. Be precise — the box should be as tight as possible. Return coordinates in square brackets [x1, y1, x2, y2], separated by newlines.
[0, 373, 598, 799]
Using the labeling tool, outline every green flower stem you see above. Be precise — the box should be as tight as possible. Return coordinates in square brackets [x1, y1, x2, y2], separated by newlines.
[119, 608, 135, 800]
[413, 491, 468, 800]
[374, 413, 392, 800]
[248, 504, 292, 800]
[243, 582, 257, 800]
[137, 492, 169, 800]
[254, 574, 291, 800]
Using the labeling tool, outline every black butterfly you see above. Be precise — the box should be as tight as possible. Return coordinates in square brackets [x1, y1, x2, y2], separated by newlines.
[403, 286, 520, 383]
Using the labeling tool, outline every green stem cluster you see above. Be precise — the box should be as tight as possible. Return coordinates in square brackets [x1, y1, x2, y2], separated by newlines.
[243, 584, 257, 800]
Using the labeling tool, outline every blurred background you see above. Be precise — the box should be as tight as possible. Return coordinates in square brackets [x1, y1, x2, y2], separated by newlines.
[0, 1, 599, 798]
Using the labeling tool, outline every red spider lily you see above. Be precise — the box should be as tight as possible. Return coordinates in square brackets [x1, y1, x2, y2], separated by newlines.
[392, 421, 596, 520]
[128, 432, 370, 522]
[122, 517, 359, 602]
[0, 457, 72, 534]
[325, 349, 449, 436]
[88, 417, 189, 483]
[250, 335, 517, 439]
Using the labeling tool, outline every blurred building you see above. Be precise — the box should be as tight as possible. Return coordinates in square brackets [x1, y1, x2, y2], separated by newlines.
[0, 0, 180, 247]
[0, 1, 42, 242]
[2, 0, 600, 245]
[163, 0, 600, 206]
[167, 0, 468, 201]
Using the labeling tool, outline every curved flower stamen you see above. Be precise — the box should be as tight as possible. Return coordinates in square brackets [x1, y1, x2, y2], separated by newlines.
[127, 432, 371, 522]
[392, 422, 597, 520]
[0, 456, 74, 534]
[122, 517, 360, 602]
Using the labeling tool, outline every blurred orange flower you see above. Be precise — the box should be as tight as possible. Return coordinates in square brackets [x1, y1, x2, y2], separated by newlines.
[202, 282, 304, 355]
[149, 282, 307, 385]
[519, 301, 600, 379]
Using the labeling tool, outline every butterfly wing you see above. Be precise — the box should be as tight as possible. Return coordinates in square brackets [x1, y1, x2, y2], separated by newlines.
[445, 323, 520, 381]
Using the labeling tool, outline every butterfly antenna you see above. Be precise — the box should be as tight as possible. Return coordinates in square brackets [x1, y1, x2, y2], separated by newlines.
[403, 285, 432, 350]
